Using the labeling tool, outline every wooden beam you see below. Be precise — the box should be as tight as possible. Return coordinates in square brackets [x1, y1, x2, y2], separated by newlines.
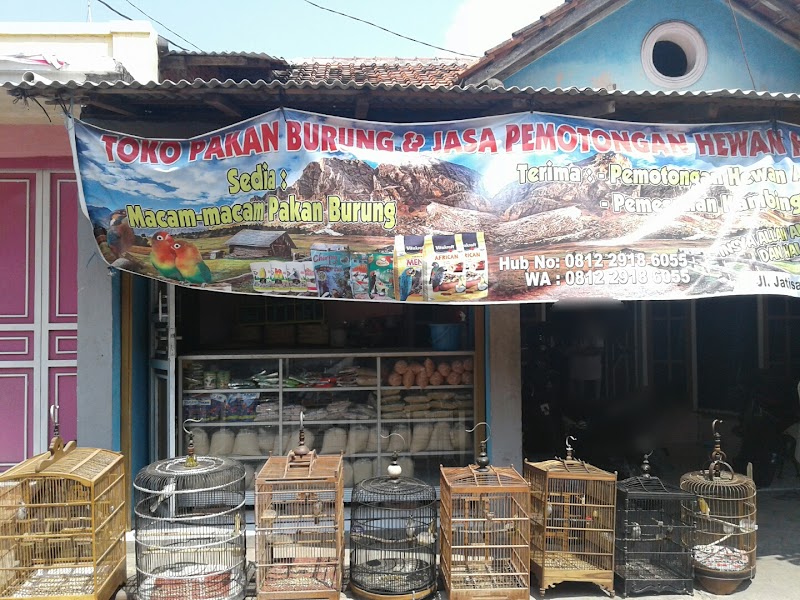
[566, 99, 616, 118]
[85, 98, 136, 117]
[204, 94, 242, 118]
[354, 94, 371, 119]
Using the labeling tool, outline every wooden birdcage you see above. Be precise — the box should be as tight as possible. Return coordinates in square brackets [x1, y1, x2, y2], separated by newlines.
[615, 454, 695, 597]
[680, 420, 757, 596]
[524, 439, 617, 597]
[440, 438, 531, 600]
[255, 423, 344, 600]
[0, 434, 126, 600]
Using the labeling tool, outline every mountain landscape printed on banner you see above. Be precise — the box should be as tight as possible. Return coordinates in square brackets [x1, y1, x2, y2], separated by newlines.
[83, 148, 795, 302]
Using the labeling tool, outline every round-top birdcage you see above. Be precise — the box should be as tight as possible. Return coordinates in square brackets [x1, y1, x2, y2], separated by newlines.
[134, 430, 247, 600]
[349, 447, 437, 600]
[680, 420, 757, 596]
[615, 452, 696, 597]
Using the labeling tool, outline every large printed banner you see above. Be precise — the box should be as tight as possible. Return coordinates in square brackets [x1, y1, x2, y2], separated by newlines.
[71, 108, 800, 303]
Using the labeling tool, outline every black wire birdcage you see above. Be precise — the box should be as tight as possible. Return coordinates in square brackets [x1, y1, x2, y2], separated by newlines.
[349, 453, 437, 600]
[615, 454, 696, 597]
[133, 437, 247, 600]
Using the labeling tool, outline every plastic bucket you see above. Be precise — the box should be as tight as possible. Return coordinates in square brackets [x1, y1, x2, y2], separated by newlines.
[429, 324, 462, 351]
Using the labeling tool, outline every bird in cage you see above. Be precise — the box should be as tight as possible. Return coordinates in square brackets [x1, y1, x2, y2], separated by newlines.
[697, 496, 711, 516]
[630, 522, 642, 540]
[15, 500, 27, 521]
[312, 499, 324, 525]
[406, 516, 416, 540]
[150, 477, 176, 513]
[417, 520, 436, 546]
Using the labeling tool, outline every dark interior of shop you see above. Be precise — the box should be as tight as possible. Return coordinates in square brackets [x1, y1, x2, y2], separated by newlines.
[520, 296, 800, 490]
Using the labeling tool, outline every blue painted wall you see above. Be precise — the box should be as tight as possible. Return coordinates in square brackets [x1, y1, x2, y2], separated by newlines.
[504, 0, 800, 92]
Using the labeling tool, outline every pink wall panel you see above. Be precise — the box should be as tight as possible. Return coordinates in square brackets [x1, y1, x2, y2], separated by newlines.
[0, 332, 33, 361]
[0, 369, 31, 465]
[0, 175, 36, 325]
[48, 330, 77, 361]
[49, 175, 78, 323]
[49, 368, 77, 444]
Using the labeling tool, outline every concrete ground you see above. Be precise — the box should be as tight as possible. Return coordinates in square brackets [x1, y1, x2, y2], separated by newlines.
[121, 484, 800, 600]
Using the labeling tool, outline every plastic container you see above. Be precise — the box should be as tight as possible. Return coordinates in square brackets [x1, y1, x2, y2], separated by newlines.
[429, 323, 462, 351]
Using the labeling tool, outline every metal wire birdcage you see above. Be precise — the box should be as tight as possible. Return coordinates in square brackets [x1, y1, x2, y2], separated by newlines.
[0, 430, 126, 600]
[523, 437, 617, 597]
[615, 453, 695, 597]
[255, 417, 344, 600]
[349, 450, 438, 600]
[134, 429, 247, 600]
[440, 425, 531, 600]
[680, 420, 757, 596]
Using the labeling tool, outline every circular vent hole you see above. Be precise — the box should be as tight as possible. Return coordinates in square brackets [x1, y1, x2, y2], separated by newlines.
[653, 40, 688, 77]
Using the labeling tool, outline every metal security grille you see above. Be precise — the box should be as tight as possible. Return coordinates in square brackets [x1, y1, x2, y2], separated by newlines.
[349, 471, 437, 600]
[680, 421, 757, 596]
[440, 463, 530, 600]
[0, 436, 126, 600]
[524, 442, 616, 597]
[134, 455, 247, 600]
[255, 432, 343, 600]
[615, 456, 695, 597]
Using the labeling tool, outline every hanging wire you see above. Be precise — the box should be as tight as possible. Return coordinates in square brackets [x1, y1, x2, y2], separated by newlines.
[301, 0, 480, 58]
[725, 0, 757, 90]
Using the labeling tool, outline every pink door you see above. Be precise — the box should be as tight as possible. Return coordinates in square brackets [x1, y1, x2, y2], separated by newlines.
[0, 170, 78, 469]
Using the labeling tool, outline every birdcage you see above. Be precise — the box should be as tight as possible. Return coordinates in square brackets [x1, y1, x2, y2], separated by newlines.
[615, 453, 695, 597]
[524, 438, 617, 597]
[255, 419, 344, 600]
[680, 420, 757, 596]
[0, 432, 126, 600]
[134, 431, 247, 600]
[349, 452, 438, 600]
[439, 427, 531, 600]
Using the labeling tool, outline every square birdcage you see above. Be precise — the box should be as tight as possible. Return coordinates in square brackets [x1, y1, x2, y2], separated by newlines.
[524, 441, 617, 597]
[680, 421, 757, 596]
[615, 455, 695, 597]
[255, 427, 344, 600]
[0, 435, 126, 600]
[440, 454, 531, 600]
[134, 451, 247, 600]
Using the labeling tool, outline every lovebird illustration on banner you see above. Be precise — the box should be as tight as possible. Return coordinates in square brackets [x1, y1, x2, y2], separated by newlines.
[107, 209, 135, 259]
[173, 240, 213, 284]
[150, 231, 183, 281]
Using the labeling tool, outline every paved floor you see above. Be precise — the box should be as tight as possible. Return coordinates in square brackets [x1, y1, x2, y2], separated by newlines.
[121, 484, 800, 599]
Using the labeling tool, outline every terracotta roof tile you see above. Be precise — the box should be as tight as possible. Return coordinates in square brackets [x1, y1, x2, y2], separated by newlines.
[278, 58, 472, 86]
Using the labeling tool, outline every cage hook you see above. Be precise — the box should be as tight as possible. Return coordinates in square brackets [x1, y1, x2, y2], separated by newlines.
[564, 435, 577, 460]
[289, 411, 312, 461]
[641, 451, 653, 478]
[182, 418, 201, 468]
[380, 432, 406, 479]
[49, 404, 60, 438]
[467, 422, 491, 470]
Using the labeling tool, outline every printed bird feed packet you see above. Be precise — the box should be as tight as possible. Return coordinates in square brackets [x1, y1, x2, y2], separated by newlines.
[368, 248, 395, 301]
[350, 252, 370, 299]
[311, 243, 353, 299]
[284, 261, 307, 294]
[423, 234, 466, 302]
[393, 234, 425, 302]
[459, 232, 489, 300]
[251, 261, 287, 293]
[302, 261, 317, 295]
